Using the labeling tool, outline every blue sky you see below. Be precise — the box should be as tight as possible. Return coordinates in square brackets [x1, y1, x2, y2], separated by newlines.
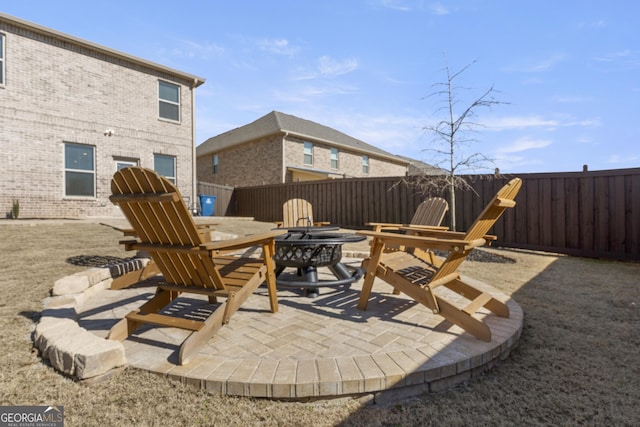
[3, 1, 638, 173]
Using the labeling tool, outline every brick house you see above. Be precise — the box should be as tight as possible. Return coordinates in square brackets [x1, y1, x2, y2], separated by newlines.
[196, 111, 409, 187]
[0, 13, 205, 218]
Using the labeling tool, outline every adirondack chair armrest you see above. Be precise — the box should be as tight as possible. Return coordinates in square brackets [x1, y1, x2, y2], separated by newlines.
[366, 221, 403, 231]
[200, 229, 287, 252]
[356, 230, 486, 253]
[398, 226, 496, 243]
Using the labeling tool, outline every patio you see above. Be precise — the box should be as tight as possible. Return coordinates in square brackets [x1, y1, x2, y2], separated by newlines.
[37, 231, 522, 402]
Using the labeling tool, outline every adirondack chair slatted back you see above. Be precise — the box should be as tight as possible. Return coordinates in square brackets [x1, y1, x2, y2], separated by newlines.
[110, 167, 224, 290]
[410, 197, 449, 227]
[282, 198, 315, 228]
[435, 178, 522, 278]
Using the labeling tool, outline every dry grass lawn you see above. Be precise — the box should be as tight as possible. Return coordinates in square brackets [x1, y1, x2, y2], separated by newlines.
[0, 219, 638, 426]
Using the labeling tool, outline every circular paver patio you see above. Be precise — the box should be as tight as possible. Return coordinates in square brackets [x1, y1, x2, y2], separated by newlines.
[75, 257, 523, 402]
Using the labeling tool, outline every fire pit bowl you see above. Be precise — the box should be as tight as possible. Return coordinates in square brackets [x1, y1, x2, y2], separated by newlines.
[274, 232, 354, 268]
[274, 231, 366, 296]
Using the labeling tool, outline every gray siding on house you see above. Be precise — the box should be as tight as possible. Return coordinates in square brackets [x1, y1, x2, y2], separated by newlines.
[0, 14, 203, 218]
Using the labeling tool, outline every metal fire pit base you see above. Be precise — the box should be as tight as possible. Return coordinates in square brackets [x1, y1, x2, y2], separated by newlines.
[275, 263, 364, 298]
[274, 231, 366, 298]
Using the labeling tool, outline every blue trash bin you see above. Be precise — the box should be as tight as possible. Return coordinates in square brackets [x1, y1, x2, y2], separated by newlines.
[199, 195, 216, 216]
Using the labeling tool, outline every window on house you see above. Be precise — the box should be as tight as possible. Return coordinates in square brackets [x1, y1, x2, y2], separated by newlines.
[115, 159, 138, 171]
[330, 148, 339, 169]
[158, 80, 180, 121]
[212, 154, 219, 174]
[303, 142, 313, 165]
[154, 154, 176, 183]
[65, 143, 95, 197]
[0, 33, 5, 86]
[362, 155, 369, 174]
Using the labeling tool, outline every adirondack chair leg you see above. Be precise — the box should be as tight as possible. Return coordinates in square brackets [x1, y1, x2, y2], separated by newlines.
[262, 242, 279, 313]
[435, 296, 492, 342]
[445, 278, 510, 317]
[107, 288, 177, 341]
[178, 304, 227, 365]
[358, 239, 386, 310]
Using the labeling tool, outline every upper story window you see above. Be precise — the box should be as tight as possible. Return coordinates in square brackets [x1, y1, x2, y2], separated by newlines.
[158, 81, 180, 121]
[303, 141, 313, 166]
[330, 148, 339, 169]
[115, 159, 138, 171]
[362, 155, 369, 174]
[154, 154, 176, 184]
[212, 154, 219, 174]
[65, 143, 95, 197]
[0, 33, 5, 86]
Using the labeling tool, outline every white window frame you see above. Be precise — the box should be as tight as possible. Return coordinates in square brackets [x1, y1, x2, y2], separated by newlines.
[303, 141, 314, 166]
[154, 154, 177, 184]
[64, 143, 96, 198]
[362, 155, 369, 174]
[158, 80, 180, 122]
[330, 148, 339, 169]
[115, 159, 138, 171]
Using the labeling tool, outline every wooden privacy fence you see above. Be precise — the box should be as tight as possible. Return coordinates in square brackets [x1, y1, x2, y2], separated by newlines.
[196, 182, 234, 216]
[228, 167, 640, 261]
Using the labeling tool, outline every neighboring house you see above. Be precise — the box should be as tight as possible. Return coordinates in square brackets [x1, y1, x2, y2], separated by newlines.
[197, 110, 409, 187]
[396, 155, 445, 176]
[0, 13, 205, 218]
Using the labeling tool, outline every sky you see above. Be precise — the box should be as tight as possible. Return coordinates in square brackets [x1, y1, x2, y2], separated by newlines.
[2, 1, 639, 173]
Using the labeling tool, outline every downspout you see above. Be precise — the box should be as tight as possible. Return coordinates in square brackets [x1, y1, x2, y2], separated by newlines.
[282, 131, 289, 183]
[191, 78, 198, 214]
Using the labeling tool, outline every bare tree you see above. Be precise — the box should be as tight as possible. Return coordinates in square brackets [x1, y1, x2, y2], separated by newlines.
[420, 58, 506, 230]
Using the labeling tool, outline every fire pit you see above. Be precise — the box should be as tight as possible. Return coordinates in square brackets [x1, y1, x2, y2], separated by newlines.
[274, 231, 366, 297]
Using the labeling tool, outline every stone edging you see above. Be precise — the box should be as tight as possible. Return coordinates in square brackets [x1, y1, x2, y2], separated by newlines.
[33, 259, 150, 380]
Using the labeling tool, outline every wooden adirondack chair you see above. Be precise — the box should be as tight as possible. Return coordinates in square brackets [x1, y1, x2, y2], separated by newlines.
[356, 178, 522, 342]
[367, 197, 449, 232]
[276, 198, 330, 228]
[107, 167, 285, 365]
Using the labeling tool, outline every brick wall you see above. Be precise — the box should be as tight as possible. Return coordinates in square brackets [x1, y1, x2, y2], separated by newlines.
[196, 135, 283, 187]
[284, 137, 406, 180]
[196, 134, 407, 188]
[0, 19, 197, 218]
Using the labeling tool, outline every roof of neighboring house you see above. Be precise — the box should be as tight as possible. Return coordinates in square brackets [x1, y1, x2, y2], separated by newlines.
[0, 12, 205, 87]
[396, 155, 445, 175]
[197, 111, 409, 164]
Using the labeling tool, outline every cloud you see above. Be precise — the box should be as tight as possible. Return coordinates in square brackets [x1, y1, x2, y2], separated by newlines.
[272, 83, 358, 103]
[607, 154, 639, 164]
[496, 137, 552, 154]
[552, 95, 592, 104]
[290, 56, 359, 81]
[505, 53, 566, 73]
[594, 49, 632, 63]
[379, 0, 412, 12]
[430, 3, 450, 15]
[576, 20, 607, 29]
[257, 38, 300, 56]
[485, 116, 560, 130]
[166, 39, 224, 60]
[484, 115, 600, 131]
[318, 56, 359, 76]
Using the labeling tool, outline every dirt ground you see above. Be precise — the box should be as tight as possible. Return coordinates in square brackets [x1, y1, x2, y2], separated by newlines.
[0, 218, 638, 426]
